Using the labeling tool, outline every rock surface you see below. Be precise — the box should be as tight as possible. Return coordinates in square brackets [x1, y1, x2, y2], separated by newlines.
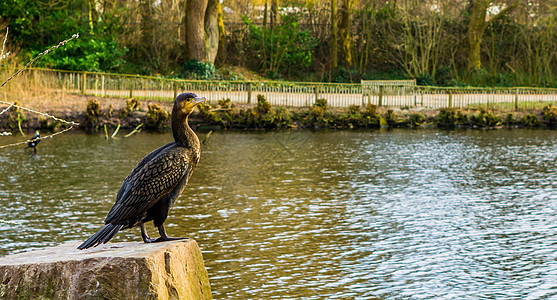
[0, 239, 212, 300]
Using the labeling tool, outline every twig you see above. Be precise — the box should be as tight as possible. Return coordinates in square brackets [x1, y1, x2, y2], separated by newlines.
[0, 33, 79, 89]
[123, 123, 143, 138]
[201, 130, 213, 145]
[0, 27, 9, 61]
[0, 103, 13, 116]
[0, 100, 79, 126]
[104, 124, 109, 139]
[0, 219, 19, 225]
[0, 126, 75, 150]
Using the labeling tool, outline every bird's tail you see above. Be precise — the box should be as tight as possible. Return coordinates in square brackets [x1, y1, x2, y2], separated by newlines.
[77, 223, 123, 250]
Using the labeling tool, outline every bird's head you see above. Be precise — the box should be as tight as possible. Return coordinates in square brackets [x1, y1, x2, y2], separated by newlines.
[174, 92, 206, 115]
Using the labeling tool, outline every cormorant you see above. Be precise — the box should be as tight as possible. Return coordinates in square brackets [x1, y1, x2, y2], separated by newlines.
[26, 131, 40, 153]
[78, 92, 206, 250]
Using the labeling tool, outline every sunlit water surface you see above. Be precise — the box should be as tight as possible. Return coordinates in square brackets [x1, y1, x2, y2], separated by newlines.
[1, 129, 556, 299]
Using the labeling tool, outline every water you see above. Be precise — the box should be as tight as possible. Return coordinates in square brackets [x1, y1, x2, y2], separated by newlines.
[1, 129, 556, 299]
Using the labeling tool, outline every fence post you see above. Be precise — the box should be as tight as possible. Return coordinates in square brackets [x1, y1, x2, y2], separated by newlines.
[81, 73, 86, 95]
[515, 88, 519, 111]
[101, 75, 105, 97]
[378, 85, 384, 107]
[129, 78, 134, 98]
[247, 82, 252, 104]
[448, 91, 453, 108]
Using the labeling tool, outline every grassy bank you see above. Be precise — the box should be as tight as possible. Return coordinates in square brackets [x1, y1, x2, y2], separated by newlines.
[2, 95, 557, 135]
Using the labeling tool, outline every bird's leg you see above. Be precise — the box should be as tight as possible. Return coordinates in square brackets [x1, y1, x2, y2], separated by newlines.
[156, 224, 189, 242]
[140, 223, 158, 243]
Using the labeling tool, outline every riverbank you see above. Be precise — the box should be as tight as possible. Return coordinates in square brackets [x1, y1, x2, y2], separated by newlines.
[1, 94, 557, 134]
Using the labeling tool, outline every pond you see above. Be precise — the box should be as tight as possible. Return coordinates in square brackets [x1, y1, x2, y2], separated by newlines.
[1, 129, 556, 299]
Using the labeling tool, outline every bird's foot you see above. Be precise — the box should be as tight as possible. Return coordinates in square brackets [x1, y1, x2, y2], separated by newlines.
[143, 236, 189, 243]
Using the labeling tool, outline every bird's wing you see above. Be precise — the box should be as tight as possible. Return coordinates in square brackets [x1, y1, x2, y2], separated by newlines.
[115, 142, 175, 201]
[105, 146, 192, 224]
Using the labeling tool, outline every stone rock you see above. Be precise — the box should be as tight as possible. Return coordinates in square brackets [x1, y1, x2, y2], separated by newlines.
[0, 239, 212, 300]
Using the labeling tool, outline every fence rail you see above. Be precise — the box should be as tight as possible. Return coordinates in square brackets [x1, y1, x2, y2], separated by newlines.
[12, 68, 557, 110]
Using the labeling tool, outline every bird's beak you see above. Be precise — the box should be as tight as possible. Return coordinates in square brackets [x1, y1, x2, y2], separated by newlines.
[193, 97, 206, 105]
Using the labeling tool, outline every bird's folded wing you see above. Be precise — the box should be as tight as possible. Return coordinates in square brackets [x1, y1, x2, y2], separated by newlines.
[105, 149, 190, 224]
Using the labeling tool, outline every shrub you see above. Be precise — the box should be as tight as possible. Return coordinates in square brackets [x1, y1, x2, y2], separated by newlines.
[385, 109, 396, 127]
[522, 114, 542, 127]
[85, 99, 101, 128]
[470, 109, 500, 127]
[218, 98, 231, 109]
[314, 98, 328, 109]
[363, 103, 378, 117]
[409, 113, 425, 128]
[542, 104, 557, 127]
[256, 94, 271, 114]
[183, 60, 220, 80]
[145, 104, 169, 130]
[348, 105, 360, 115]
[437, 108, 458, 128]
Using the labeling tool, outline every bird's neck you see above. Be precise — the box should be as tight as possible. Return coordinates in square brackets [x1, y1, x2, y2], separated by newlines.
[172, 111, 200, 149]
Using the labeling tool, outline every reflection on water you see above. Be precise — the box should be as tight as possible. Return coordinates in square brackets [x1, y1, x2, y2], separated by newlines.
[1, 129, 556, 298]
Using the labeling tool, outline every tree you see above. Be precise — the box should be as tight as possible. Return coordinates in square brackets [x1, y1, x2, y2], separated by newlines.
[467, 0, 520, 71]
[339, 0, 355, 68]
[204, 0, 219, 63]
[185, 0, 208, 61]
[331, 0, 338, 69]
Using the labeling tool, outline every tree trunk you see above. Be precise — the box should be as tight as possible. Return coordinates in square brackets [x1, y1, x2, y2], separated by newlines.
[270, 0, 279, 29]
[140, 0, 154, 61]
[186, 0, 208, 61]
[204, 0, 219, 63]
[339, 0, 352, 68]
[331, 0, 338, 69]
[467, 0, 520, 71]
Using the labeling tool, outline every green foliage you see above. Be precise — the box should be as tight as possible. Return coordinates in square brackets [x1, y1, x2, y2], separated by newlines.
[256, 95, 271, 114]
[331, 66, 360, 83]
[35, 35, 127, 72]
[183, 60, 220, 80]
[243, 14, 318, 76]
[145, 104, 169, 130]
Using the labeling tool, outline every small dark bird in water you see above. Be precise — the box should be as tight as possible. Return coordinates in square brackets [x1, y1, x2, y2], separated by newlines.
[25, 131, 41, 153]
[78, 93, 206, 250]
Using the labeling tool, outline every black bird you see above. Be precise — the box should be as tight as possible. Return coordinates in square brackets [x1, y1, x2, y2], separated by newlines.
[78, 93, 206, 250]
[26, 131, 40, 153]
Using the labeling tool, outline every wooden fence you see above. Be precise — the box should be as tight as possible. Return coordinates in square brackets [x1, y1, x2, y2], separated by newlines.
[16, 68, 557, 110]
